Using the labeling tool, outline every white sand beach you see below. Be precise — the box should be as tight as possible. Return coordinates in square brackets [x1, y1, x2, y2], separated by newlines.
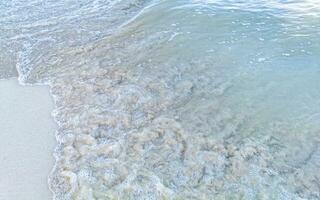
[0, 79, 56, 200]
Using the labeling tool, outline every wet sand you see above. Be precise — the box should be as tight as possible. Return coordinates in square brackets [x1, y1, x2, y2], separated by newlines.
[0, 79, 56, 200]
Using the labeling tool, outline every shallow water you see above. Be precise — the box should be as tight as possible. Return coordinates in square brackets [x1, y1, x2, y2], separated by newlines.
[1, 0, 320, 199]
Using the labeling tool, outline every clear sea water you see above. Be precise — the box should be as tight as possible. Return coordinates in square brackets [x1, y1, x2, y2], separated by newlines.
[1, 0, 320, 199]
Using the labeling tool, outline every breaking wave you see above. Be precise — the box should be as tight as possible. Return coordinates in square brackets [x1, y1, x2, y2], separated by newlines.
[1, 0, 320, 199]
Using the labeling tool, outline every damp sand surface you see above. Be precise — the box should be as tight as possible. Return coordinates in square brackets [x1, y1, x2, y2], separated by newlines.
[0, 79, 56, 200]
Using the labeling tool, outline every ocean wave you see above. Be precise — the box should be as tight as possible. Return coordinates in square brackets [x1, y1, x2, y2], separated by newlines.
[1, 0, 320, 199]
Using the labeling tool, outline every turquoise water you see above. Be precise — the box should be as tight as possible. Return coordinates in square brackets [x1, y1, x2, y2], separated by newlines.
[1, 0, 320, 199]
